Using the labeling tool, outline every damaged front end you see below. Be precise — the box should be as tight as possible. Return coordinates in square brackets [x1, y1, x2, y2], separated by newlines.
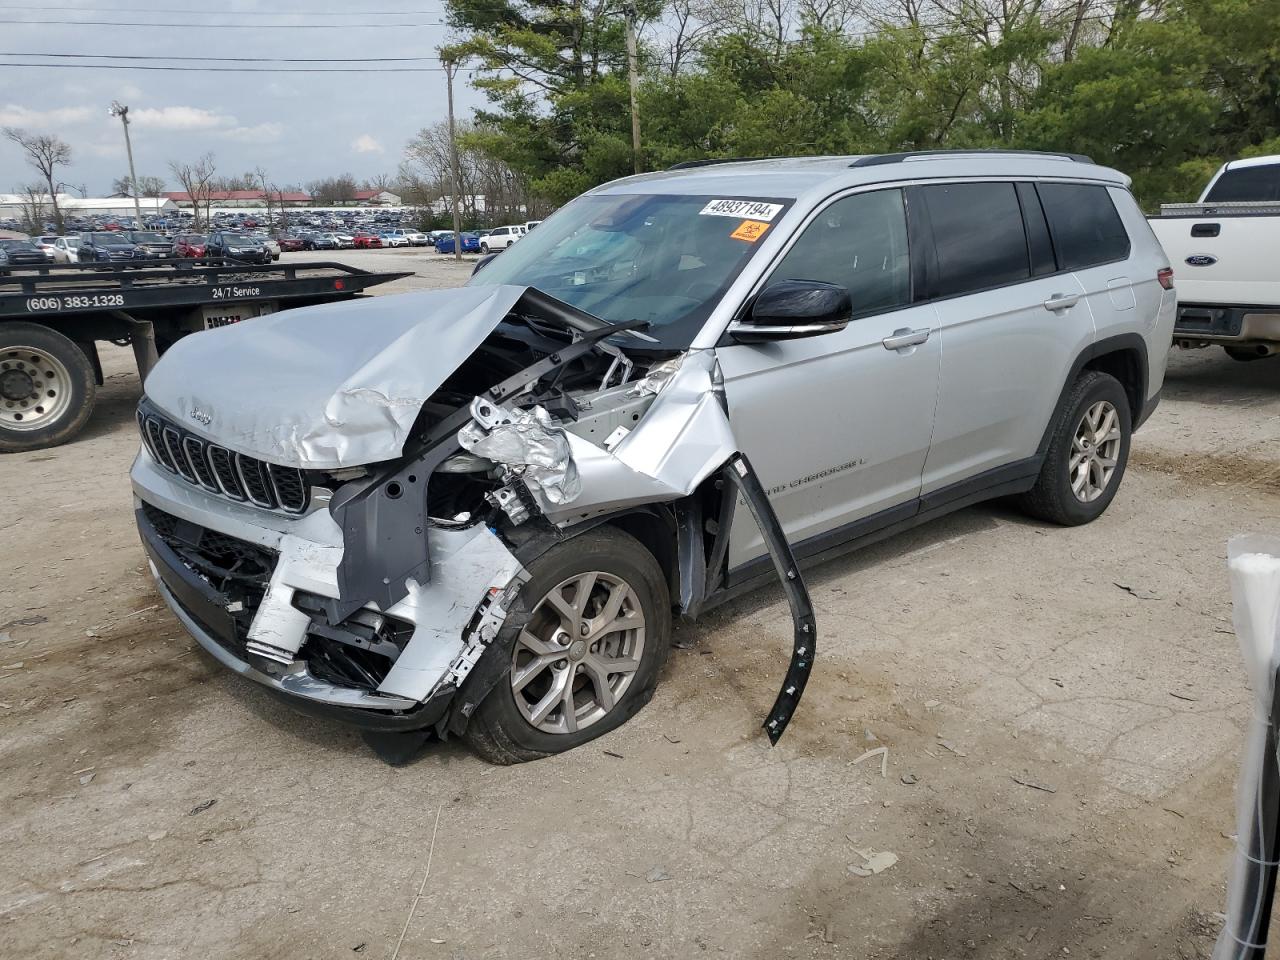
[132, 283, 816, 752]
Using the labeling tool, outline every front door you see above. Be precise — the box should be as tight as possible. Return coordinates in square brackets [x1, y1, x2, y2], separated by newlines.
[717, 187, 942, 571]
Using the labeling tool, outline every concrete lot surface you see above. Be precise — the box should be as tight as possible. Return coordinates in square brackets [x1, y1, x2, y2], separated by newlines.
[1, 249, 1277, 958]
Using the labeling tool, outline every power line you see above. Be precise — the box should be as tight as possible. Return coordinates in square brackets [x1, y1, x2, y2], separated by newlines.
[0, 61, 451, 72]
[0, 4, 445, 13]
[4, 51, 440, 62]
[0, 17, 449, 28]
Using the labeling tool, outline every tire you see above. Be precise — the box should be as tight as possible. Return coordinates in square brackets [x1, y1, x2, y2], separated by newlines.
[465, 527, 672, 764]
[1225, 346, 1272, 362]
[480, 242, 490, 254]
[0, 322, 97, 453]
[1016, 370, 1131, 526]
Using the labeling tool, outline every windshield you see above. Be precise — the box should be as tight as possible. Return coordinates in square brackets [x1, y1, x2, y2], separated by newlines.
[132, 232, 165, 243]
[468, 192, 792, 348]
[1, 239, 35, 250]
[89, 233, 125, 243]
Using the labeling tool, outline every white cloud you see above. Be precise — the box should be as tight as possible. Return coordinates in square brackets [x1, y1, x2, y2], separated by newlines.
[130, 106, 233, 130]
[351, 134, 384, 154]
[222, 122, 284, 143]
[0, 104, 94, 127]
[85, 141, 125, 159]
[117, 84, 144, 101]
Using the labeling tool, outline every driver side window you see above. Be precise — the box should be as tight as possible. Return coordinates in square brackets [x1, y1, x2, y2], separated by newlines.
[768, 188, 911, 317]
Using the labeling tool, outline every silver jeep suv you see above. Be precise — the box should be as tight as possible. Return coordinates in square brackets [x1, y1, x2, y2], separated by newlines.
[131, 151, 1176, 763]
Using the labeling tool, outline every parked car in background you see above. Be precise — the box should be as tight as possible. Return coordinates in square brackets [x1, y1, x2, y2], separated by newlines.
[403, 230, 429, 246]
[206, 230, 271, 264]
[277, 235, 305, 252]
[380, 231, 410, 248]
[123, 231, 173, 260]
[434, 231, 480, 254]
[53, 236, 82, 263]
[334, 232, 355, 249]
[1149, 154, 1280, 362]
[78, 232, 141, 265]
[303, 233, 340, 251]
[524, 220, 542, 231]
[353, 232, 383, 249]
[254, 234, 281, 260]
[32, 236, 70, 264]
[171, 234, 208, 260]
[479, 225, 524, 253]
[427, 230, 453, 247]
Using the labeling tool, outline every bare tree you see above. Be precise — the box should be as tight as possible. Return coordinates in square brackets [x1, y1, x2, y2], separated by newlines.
[362, 172, 396, 193]
[169, 152, 217, 229]
[15, 183, 49, 235]
[3, 128, 71, 233]
[113, 174, 167, 198]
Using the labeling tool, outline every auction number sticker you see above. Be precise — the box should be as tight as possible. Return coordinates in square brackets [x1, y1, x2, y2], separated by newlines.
[730, 220, 771, 242]
[26, 294, 125, 312]
[699, 199, 784, 221]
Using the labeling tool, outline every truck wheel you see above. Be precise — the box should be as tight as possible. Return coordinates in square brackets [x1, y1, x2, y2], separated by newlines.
[1225, 346, 1273, 362]
[0, 323, 97, 453]
[465, 528, 671, 764]
[1017, 370, 1131, 526]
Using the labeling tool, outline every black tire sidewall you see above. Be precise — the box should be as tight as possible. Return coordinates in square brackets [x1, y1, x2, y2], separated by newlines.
[470, 528, 671, 758]
[1046, 373, 1132, 524]
[0, 323, 97, 453]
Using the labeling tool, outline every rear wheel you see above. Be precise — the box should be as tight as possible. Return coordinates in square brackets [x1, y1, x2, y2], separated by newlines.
[480, 242, 490, 254]
[465, 528, 671, 764]
[1017, 370, 1131, 526]
[0, 323, 96, 453]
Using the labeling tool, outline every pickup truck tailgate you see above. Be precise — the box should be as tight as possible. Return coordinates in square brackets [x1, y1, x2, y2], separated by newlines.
[1149, 206, 1280, 307]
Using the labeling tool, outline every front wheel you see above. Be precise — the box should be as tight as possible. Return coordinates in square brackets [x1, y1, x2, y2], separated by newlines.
[465, 528, 671, 764]
[0, 323, 97, 453]
[1017, 370, 1131, 526]
[480, 242, 490, 254]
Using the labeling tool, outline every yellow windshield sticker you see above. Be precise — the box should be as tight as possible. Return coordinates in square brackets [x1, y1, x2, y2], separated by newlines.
[730, 220, 771, 242]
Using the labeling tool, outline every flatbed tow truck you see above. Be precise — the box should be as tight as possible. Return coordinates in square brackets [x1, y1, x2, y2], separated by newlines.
[0, 258, 409, 451]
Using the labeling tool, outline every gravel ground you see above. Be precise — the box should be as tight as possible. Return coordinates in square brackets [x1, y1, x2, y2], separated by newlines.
[1, 249, 1277, 959]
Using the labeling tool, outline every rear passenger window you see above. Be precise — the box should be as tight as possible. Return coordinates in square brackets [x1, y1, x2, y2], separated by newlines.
[921, 182, 1029, 298]
[1036, 183, 1130, 270]
[767, 188, 911, 316]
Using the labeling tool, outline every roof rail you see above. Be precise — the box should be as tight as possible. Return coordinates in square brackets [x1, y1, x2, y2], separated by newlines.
[667, 157, 776, 170]
[850, 149, 1093, 167]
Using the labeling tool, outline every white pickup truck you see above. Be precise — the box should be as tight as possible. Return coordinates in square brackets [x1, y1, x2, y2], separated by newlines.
[1148, 155, 1280, 361]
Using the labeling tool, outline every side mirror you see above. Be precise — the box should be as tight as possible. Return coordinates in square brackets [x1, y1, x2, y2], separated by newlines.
[731, 279, 852, 342]
[472, 252, 499, 276]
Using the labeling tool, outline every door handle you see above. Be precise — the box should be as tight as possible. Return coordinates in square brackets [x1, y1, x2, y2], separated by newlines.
[1043, 293, 1081, 311]
[882, 327, 931, 350]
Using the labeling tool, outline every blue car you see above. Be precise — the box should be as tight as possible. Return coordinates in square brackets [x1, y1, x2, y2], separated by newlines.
[435, 231, 480, 254]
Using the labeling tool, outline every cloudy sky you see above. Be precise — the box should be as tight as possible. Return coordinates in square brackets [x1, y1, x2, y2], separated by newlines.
[0, 1, 488, 195]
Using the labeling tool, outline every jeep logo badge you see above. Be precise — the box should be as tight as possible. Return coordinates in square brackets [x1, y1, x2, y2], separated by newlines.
[1185, 254, 1218, 267]
[190, 409, 212, 426]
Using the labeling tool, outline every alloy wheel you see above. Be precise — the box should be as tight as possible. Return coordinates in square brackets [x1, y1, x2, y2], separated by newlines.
[1069, 400, 1122, 502]
[510, 571, 646, 734]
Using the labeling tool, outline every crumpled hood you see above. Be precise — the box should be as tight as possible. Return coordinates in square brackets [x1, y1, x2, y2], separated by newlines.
[144, 284, 528, 469]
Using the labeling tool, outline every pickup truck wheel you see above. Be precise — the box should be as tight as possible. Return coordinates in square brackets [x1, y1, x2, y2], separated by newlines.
[465, 528, 671, 764]
[1225, 346, 1272, 362]
[1017, 370, 1131, 526]
[0, 322, 96, 453]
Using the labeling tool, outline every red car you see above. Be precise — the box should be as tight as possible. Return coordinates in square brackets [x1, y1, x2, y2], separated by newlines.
[352, 232, 383, 249]
[171, 234, 208, 260]
[277, 235, 305, 252]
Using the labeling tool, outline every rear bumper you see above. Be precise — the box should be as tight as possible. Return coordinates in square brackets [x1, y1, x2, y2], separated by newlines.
[1173, 303, 1280, 344]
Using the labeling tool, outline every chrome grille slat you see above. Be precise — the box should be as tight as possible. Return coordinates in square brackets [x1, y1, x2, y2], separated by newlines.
[182, 436, 218, 491]
[163, 427, 196, 483]
[207, 445, 246, 501]
[138, 405, 309, 514]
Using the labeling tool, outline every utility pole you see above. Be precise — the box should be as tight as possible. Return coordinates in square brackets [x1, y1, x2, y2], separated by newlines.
[444, 57, 465, 263]
[109, 100, 145, 228]
[624, 5, 642, 175]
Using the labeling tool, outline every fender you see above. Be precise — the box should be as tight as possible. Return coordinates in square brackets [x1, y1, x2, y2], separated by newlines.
[1036, 332, 1150, 458]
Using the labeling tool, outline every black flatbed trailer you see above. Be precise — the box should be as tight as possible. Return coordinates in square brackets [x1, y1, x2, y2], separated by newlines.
[0, 259, 409, 452]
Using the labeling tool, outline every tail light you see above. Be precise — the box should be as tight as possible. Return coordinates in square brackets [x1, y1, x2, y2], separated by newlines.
[1157, 267, 1174, 290]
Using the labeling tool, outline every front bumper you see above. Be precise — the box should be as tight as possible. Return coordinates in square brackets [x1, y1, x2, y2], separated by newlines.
[131, 448, 525, 729]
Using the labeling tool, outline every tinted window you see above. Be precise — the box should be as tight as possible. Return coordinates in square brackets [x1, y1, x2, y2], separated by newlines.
[1203, 164, 1280, 202]
[1037, 183, 1130, 270]
[766, 188, 911, 316]
[1016, 182, 1057, 276]
[922, 182, 1029, 297]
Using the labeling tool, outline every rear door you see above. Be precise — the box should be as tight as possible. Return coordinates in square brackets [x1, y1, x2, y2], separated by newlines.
[718, 187, 942, 569]
[917, 180, 1093, 494]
